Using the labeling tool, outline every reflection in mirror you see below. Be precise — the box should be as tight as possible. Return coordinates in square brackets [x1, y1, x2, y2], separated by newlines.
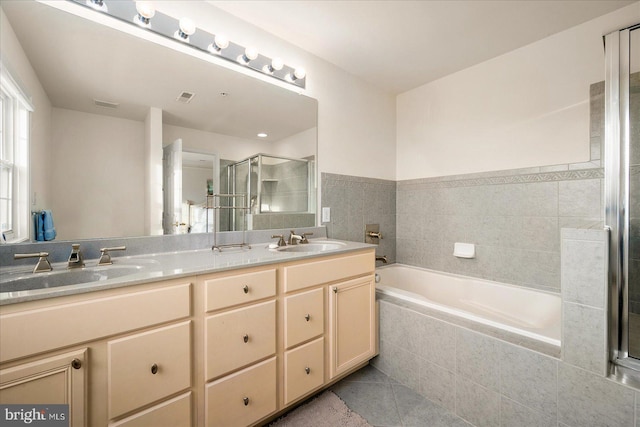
[0, 0, 317, 243]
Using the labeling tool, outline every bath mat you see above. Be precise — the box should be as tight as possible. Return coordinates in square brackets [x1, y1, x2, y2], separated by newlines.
[267, 391, 373, 427]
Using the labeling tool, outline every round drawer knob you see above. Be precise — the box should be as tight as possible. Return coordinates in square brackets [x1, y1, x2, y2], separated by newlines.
[243, 397, 250, 406]
[71, 359, 82, 370]
[243, 285, 249, 294]
[305, 367, 311, 375]
[243, 334, 249, 343]
[151, 363, 158, 375]
[304, 314, 311, 322]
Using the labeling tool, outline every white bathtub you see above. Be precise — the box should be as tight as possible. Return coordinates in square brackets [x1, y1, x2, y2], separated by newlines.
[375, 264, 561, 347]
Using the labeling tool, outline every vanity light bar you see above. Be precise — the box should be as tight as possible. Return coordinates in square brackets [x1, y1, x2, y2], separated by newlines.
[68, 0, 306, 89]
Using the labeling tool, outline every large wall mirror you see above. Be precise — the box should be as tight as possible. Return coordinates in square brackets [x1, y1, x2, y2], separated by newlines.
[1, 0, 317, 242]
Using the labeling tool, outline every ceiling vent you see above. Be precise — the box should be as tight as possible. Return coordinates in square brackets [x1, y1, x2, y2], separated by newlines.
[176, 91, 195, 104]
[94, 99, 119, 109]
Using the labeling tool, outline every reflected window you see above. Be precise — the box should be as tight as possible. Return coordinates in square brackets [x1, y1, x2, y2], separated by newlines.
[0, 67, 31, 243]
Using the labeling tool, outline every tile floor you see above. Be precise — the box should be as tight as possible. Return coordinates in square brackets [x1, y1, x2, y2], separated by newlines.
[331, 364, 471, 427]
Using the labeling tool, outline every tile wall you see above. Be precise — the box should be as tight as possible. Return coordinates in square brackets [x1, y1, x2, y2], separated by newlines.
[395, 167, 603, 293]
[321, 173, 396, 263]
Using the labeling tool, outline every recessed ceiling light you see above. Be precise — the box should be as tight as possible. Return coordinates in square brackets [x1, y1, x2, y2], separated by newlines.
[257, 133, 268, 138]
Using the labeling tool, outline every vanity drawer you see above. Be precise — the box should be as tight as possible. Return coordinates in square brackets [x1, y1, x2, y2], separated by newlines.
[0, 281, 191, 363]
[284, 337, 324, 405]
[206, 300, 276, 380]
[109, 392, 192, 427]
[283, 251, 374, 292]
[108, 321, 191, 418]
[284, 287, 324, 349]
[204, 268, 276, 312]
[206, 357, 276, 427]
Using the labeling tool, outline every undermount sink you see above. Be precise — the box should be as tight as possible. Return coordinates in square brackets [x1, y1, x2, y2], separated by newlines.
[277, 241, 347, 253]
[0, 264, 145, 293]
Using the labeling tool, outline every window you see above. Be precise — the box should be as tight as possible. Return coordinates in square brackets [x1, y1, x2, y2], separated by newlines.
[1, 67, 32, 243]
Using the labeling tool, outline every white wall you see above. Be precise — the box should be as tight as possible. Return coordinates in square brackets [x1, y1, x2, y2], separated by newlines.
[163, 124, 269, 161]
[155, 2, 397, 181]
[396, 2, 640, 180]
[270, 128, 317, 160]
[51, 108, 145, 239]
[0, 8, 53, 215]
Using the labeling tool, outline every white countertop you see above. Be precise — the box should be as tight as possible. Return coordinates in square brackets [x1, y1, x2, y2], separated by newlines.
[0, 239, 375, 305]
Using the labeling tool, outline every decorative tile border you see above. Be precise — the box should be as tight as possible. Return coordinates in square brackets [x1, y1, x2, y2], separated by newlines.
[397, 167, 604, 189]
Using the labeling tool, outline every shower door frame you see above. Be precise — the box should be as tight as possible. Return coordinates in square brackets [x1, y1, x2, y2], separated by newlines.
[606, 23, 640, 377]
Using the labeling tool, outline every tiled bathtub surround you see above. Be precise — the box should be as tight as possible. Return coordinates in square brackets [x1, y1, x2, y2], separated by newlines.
[321, 173, 396, 263]
[396, 167, 604, 293]
[374, 227, 640, 427]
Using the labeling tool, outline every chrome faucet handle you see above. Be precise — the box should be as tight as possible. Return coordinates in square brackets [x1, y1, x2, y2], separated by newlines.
[14, 252, 53, 273]
[67, 244, 85, 269]
[98, 246, 127, 266]
[301, 232, 313, 244]
[271, 235, 286, 247]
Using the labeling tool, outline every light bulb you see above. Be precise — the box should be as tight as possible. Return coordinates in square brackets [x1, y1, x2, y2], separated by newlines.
[214, 34, 229, 50]
[293, 67, 306, 80]
[257, 133, 268, 138]
[209, 34, 229, 54]
[238, 46, 259, 64]
[271, 58, 284, 71]
[134, 1, 155, 27]
[175, 17, 196, 41]
[263, 57, 284, 74]
[245, 47, 258, 61]
[286, 67, 306, 83]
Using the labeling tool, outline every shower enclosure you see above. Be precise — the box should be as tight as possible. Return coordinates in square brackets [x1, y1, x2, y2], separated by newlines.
[220, 154, 315, 231]
[605, 23, 640, 376]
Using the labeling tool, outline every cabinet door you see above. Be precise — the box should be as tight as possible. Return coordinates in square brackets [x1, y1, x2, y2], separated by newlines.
[0, 348, 87, 427]
[328, 275, 376, 379]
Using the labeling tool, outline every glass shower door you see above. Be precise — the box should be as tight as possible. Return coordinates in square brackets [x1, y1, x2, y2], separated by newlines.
[606, 24, 640, 371]
[626, 27, 640, 358]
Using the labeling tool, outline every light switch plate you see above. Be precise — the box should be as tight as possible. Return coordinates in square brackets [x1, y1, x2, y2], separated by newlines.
[322, 207, 331, 223]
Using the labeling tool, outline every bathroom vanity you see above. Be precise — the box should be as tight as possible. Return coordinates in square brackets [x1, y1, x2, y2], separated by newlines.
[0, 242, 377, 427]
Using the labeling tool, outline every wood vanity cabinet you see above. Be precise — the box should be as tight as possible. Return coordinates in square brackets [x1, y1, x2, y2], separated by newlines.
[0, 278, 193, 427]
[281, 250, 376, 406]
[0, 248, 376, 427]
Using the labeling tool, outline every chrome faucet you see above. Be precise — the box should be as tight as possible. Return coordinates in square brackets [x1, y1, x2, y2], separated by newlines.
[301, 232, 313, 244]
[67, 244, 85, 269]
[376, 255, 388, 264]
[14, 252, 52, 273]
[288, 230, 303, 245]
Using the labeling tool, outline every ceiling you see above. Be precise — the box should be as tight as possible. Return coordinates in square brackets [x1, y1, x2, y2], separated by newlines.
[210, 0, 637, 94]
